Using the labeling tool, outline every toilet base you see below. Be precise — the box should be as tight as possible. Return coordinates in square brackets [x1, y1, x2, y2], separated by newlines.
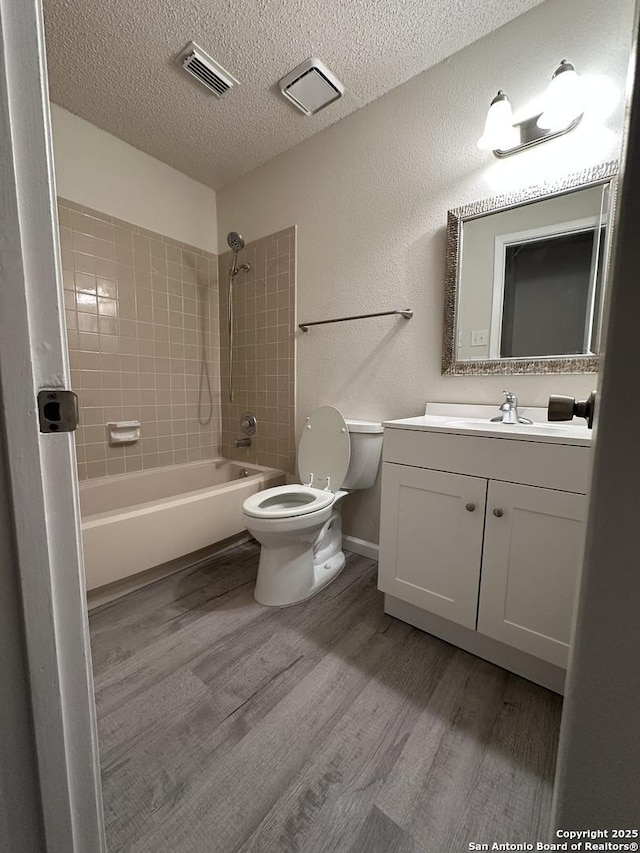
[253, 508, 346, 607]
[254, 548, 345, 607]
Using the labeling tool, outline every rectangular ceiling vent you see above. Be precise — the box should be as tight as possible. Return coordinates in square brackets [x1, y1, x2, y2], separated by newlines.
[279, 57, 344, 116]
[178, 42, 239, 97]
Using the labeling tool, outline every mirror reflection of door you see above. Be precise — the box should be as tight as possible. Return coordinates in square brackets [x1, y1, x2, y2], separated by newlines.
[497, 219, 607, 358]
[453, 178, 613, 364]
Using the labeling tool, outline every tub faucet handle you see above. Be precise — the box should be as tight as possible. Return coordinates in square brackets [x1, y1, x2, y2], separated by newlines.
[241, 412, 257, 436]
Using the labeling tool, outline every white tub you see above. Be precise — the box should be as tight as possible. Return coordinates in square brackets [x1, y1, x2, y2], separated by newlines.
[79, 458, 284, 592]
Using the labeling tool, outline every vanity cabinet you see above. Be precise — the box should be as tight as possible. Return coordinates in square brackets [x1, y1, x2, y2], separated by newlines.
[477, 481, 586, 667]
[378, 465, 486, 629]
[378, 415, 591, 688]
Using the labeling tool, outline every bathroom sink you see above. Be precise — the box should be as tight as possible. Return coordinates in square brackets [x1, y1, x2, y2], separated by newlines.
[383, 404, 592, 447]
[444, 418, 570, 435]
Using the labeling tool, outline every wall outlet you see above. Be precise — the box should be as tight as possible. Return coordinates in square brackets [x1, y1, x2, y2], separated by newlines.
[471, 329, 488, 347]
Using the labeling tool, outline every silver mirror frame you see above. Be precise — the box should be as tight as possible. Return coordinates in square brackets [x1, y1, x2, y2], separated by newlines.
[442, 160, 619, 376]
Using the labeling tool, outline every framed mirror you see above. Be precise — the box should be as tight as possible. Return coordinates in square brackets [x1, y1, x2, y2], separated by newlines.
[442, 161, 618, 375]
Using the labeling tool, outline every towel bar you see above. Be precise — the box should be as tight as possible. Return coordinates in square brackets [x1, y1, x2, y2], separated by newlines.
[299, 309, 413, 332]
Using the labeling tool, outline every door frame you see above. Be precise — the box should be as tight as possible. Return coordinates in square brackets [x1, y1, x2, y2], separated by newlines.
[3, 0, 640, 844]
[551, 1, 640, 827]
[0, 0, 105, 849]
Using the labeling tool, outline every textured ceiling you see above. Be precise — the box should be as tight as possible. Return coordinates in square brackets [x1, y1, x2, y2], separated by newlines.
[43, 0, 546, 190]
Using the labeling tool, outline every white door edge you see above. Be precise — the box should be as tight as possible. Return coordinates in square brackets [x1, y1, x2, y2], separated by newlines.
[0, 1, 105, 850]
[551, 9, 640, 828]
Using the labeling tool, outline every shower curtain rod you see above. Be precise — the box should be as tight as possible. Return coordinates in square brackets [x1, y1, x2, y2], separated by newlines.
[298, 308, 413, 332]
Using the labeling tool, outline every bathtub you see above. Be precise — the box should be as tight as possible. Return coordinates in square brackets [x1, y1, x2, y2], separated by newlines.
[79, 458, 284, 592]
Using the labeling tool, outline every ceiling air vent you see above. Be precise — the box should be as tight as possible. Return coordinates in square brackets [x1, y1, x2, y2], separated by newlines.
[279, 57, 344, 115]
[178, 42, 238, 97]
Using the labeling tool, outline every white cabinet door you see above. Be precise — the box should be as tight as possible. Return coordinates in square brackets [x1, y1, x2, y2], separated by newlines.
[478, 481, 587, 668]
[378, 463, 487, 628]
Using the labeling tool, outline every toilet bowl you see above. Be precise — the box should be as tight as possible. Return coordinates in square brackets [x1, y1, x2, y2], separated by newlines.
[242, 406, 383, 606]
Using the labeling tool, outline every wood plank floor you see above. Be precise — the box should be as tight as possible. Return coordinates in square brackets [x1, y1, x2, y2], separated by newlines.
[89, 541, 562, 853]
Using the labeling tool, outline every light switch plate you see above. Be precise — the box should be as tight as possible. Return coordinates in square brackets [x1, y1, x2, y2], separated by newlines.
[471, 329, 488, 347]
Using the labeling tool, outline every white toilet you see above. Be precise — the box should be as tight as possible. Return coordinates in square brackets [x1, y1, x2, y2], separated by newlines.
[242, 406, 383, 606]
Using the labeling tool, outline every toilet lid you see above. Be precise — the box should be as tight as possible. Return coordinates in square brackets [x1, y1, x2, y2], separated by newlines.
[298, 406, 350, 493]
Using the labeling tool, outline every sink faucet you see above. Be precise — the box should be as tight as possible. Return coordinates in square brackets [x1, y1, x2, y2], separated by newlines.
[491, 391, 533, 425]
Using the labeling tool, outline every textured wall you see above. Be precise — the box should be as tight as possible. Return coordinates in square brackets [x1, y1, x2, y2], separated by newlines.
[59, 199, 220, 479]
[218, 227, 296, 473]
[51, 105, 218, 253]
[216, 0, 635, 544]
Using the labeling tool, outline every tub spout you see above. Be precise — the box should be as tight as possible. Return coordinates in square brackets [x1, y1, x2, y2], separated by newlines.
[234, 437, 251, 448]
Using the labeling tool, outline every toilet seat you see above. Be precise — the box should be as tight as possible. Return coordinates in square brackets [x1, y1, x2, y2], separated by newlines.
[242, 484, 334, 519]
[243, 407, 352, 521]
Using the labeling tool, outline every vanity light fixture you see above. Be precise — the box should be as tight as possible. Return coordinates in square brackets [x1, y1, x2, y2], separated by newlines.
[478, 60, 584, 158]
[477, 91, 517, 152]
[537, 60, 584, 130]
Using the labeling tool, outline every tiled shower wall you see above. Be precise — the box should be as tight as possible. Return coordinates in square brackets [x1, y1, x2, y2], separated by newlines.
[218, 227, 296, 474]
[59, 199, 220, 480]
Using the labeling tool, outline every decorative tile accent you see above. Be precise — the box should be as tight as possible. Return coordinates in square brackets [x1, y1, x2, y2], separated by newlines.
[218, 227, 296, 473]
[59, 199, 220, 480]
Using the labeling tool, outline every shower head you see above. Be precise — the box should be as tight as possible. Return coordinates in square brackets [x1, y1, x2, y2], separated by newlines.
[227, 231, 245, 251]
[228, 230, 251, 277]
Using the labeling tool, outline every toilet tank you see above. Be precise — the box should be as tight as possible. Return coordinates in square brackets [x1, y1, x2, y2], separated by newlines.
[342, 419, 383, 490]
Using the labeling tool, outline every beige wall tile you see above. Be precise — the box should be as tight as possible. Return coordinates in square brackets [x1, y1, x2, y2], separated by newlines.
[86, 461, 107, 479]
[218, 226, 296, 473]
[60, 199, 293, 484]
[59, 198, 220, 480]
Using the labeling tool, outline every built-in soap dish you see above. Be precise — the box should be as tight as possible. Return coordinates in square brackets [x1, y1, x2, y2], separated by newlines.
[107, 421, 141, 445]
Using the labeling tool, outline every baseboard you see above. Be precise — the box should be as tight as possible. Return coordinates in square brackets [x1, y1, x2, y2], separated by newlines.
[87, 533, 252, 611]
[343, 535, 379, 560]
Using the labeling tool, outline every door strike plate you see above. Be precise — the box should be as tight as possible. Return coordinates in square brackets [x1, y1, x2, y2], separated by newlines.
[37, 389, 79, 433]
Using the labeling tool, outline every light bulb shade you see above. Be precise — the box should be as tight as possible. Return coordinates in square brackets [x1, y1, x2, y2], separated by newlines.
[537, 61, 584, 130]
[477, 92, 517, 151]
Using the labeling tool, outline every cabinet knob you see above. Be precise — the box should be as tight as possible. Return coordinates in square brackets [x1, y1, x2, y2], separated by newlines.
[493, 508, 504, 518]
[465, 502, 476, 512]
